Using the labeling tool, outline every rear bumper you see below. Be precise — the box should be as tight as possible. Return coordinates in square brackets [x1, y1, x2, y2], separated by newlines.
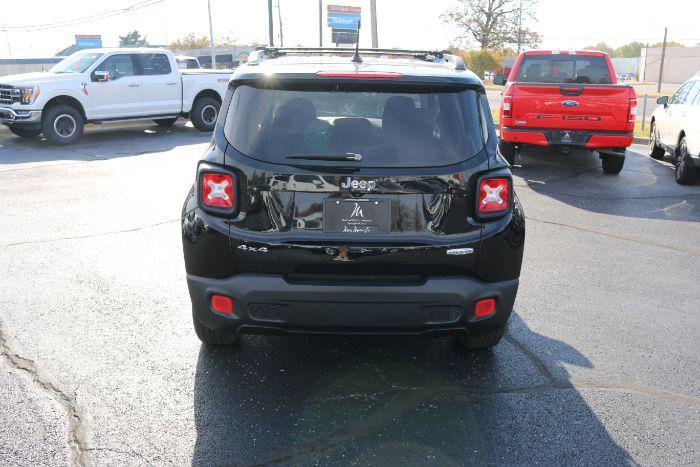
[501, 126, 633, 149]
[187, 273, 518, 336]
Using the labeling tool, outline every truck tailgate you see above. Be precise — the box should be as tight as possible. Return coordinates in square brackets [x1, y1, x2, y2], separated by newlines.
[511, 83, 633, 132]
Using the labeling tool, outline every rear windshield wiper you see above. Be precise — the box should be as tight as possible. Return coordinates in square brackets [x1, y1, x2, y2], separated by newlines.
[285, 153, 362, 162]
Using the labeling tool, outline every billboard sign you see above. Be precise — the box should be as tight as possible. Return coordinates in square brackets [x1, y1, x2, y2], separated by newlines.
[327, 4, 360, 30]
[75, 35, 102, 50]
[332, 29, 358, 45]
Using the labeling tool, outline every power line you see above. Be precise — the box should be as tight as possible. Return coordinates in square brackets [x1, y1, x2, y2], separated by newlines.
[1, 0, 165, 32]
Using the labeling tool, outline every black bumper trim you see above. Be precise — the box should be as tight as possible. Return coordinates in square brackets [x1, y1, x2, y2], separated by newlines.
[187, 273, 518, 336]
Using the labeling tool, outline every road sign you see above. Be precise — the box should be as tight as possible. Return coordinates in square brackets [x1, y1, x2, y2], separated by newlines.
[327, 13, 360, 29]
[332, 28, 358, 45]
[75, 35, 102, 50]
[327, 4, 361, 14]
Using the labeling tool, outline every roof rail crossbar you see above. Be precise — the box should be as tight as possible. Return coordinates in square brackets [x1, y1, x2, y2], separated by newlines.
[249, 47, 467, 71]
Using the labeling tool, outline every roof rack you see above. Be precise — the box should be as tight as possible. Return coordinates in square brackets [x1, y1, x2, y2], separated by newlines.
[247, 47, 466, 71]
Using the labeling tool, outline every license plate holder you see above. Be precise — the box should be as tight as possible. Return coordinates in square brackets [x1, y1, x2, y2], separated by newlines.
[323, 199, 391, 234]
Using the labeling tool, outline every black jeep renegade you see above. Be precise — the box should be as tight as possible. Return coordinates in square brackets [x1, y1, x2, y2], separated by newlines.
[181, 48, 525, 350]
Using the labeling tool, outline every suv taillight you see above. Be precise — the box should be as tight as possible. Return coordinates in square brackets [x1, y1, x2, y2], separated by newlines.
[200, 172, 234, 210]
[477, 177, 510, 216]
[628, 98, 637, 123]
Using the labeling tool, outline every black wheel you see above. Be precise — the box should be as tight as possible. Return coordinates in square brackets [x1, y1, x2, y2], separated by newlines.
[498, 139, 516, 165]
[8, 126, 42, 138]
[675, 137, 698, 185]
[456, 323, 507, 350]
[649, 122, 665, 160]
[41, 104, 84, 145]
[601, 154, 625, 174]
[154, 117, 178, 127]
[192, 310, 240, 346]
[190, 97, 220, 132]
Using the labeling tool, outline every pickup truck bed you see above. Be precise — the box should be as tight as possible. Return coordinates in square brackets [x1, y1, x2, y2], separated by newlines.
[0, 47, 230, 145]
[496, 50, 636, 174]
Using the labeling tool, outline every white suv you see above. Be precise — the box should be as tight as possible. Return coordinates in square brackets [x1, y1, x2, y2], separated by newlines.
[649, 72, 700, 184]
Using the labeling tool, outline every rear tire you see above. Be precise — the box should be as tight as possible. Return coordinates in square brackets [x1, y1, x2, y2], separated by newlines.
[649, 122, 665, 160]
[456, 323, 507, 350]
[190, 96, 220, 132]
[601, 154, 625, 174]
[42, 104, 84, 145]
[498, 139, 516, 165]
[675, 137, 698, 185]
[8, 126, 42, 138]
[154, 117, 178, 127]
[192, 310, 240, 346]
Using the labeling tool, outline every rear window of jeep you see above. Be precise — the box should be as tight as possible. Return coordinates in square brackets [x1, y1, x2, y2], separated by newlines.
[224, 83, 488, 168]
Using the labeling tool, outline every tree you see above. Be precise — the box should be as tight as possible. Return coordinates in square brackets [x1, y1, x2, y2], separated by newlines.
[452, 48, 500, 78]
[583, 42, 613, 55]
[649, 41, 683, 48]
[169, 33, 210, 51]
[613, 41, 644, 58]
[442, 0, 541, 51]
[119, 30, 149, 47]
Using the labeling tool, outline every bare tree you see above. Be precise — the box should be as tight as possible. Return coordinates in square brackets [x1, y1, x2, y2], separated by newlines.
[442, 0, 540, 51]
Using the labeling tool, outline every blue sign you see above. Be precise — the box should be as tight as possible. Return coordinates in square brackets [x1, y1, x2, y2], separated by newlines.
[327, 13, 360, 29]
[76, 38, 102, 50]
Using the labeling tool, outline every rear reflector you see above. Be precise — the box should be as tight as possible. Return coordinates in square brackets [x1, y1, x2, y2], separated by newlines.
[201, 173, 234, 209]
[475, 298, 496, 318]
[315, 71, 403, 79]
[478, 178, 510, 214]
[211, 294, 233, 314]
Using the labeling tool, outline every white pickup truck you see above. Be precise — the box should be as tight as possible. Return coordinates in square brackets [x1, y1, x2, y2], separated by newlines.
[0, 48, 230, 144]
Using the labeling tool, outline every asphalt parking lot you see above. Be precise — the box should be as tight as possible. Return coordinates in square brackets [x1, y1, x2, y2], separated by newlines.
[0, 123, 698, 465]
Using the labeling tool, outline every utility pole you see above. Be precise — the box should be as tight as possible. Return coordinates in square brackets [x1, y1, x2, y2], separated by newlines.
[277, 0, 284, 47]
[3, 24, 11, 57]
[657, 27, 667, 93]
[516, 0, 523, 54]
[268, 0, 274, 46]
[370, 0, 378, 48]
[207, 0, 216, 68]
[319, 0, 323, 47]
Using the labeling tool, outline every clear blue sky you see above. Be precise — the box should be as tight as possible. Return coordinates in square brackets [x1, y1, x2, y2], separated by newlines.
[1, 0, 699, 58]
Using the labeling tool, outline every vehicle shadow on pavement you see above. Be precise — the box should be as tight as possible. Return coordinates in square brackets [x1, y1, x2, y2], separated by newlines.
[191, 312, 632, 465]
[513, 147, 700, 222]
[0, 123, 210, 165]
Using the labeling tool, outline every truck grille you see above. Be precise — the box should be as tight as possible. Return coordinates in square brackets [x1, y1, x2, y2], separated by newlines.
[0, 85, 19, 105]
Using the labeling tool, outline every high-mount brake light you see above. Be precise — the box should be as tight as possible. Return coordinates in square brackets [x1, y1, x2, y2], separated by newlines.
[201, 173, 234, 209]
[478, 178, 510, 215]
[315, 71, 403, 79]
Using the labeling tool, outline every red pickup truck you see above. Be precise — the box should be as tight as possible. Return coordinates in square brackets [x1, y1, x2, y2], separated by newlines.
[495, 50, 637, 174]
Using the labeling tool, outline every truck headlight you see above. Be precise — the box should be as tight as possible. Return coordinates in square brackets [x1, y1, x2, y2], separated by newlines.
[19, 86, 40, 105]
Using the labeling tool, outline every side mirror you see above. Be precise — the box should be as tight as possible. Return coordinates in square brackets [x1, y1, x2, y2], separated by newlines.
[92, 71, 110, 82]
[493, 73, 506, 86]
[656, 95, 669, 107]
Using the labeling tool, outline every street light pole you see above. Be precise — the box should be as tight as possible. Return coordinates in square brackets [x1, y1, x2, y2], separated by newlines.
[370, 0, 378, 48]
[319, 0, 323, 47]
[268, 0, 274, 46]
[207, 0, 216, 69]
